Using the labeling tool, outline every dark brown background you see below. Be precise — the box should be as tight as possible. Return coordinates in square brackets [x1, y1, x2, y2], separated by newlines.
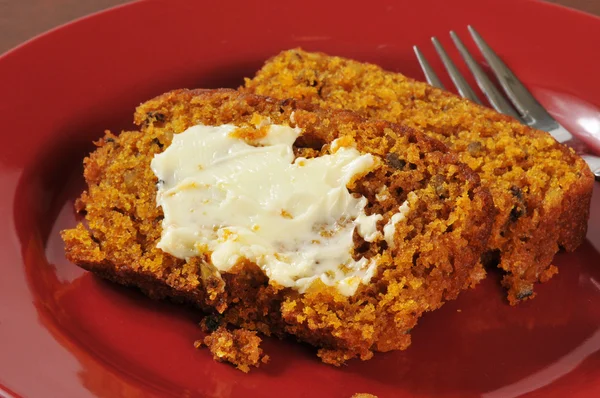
[0, 0, 599, 54]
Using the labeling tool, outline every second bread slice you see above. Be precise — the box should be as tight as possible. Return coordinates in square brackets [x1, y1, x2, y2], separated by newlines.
[244, 49, 595, 304]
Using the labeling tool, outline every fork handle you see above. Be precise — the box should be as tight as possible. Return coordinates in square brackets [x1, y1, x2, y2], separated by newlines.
[581, 154, 600, 181]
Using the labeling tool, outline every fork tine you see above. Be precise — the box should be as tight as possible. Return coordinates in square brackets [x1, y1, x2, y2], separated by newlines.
[450, 31, 524, 123]
[467, 26, 556, 130]
[431, 37, 482, 105]
[413, 46, 446, 89]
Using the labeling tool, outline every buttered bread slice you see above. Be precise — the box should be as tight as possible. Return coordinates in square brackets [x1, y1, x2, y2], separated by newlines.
[62, 89, 493, 368]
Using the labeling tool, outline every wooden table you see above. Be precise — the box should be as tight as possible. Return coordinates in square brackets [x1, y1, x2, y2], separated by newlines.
[0, 0, 599, 54]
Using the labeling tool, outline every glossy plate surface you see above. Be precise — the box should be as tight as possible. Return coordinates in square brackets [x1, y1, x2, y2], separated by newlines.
[1, 0, 600, 397]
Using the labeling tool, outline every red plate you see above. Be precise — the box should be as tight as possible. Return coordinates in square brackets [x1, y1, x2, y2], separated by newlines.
[2, 0, 600, 397]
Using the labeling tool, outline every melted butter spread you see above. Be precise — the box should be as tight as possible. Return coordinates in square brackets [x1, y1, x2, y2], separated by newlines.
[151, 123, 402, 296]
[383, 195, 412, 248]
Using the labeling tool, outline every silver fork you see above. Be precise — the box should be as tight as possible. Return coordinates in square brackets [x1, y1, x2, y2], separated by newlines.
[413, 26, 600, 180]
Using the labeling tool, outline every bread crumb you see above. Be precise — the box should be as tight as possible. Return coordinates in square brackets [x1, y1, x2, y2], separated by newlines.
[196, 326, 269, 373]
